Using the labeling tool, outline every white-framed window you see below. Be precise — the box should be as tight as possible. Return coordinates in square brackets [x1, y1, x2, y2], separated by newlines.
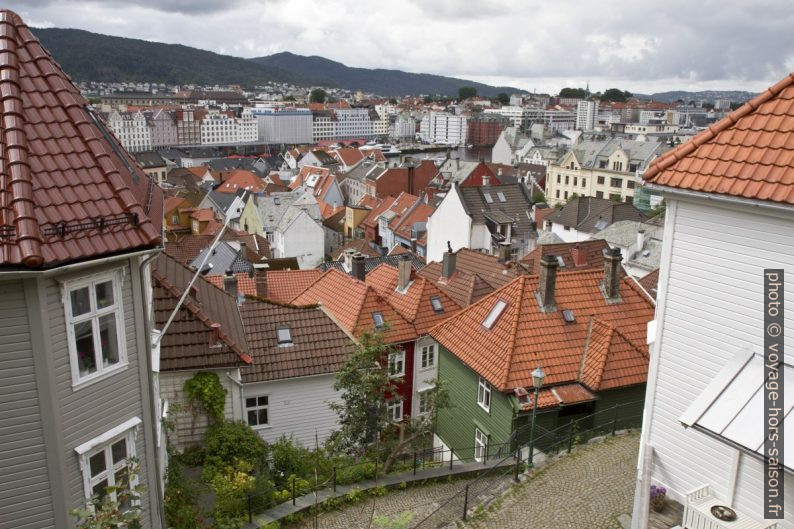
[276, 326, 292, 346]
[64, 271, 127, 387]
[430, 296, 443, 314]
[474, 428, 488, 462]
[246, 395, 269, 427]
[75, 419, 140, 508]
[477, 377, 491, 412]
[418, 389, 432, 415]
[420, 344, 436, 369]
[482, 300, 507, 329]
[372, 311, 385, 328]
[387, 399, 403, 422]
[388, 351, 405, 377]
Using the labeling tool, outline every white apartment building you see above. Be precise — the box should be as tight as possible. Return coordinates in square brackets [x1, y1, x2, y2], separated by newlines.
[200, 110, 257, 145]
[312, 111, 336, 142]
[576, 100, 598, 130]
[419, 111, 468, 145]
[375, 102, 397, 118]
[392, 113, 416, 140]
[334, 107, 375, 139]
[237, 109, 258, 143]
[484, 105, 524, 128]
[251, 107, 313, 143]
[107, 110, 152, 152]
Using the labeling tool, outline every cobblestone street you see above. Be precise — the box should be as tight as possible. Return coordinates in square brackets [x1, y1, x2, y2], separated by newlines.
[285, 432, 639, 529]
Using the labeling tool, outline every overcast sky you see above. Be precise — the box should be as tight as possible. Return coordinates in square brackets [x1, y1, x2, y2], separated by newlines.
[11, 0, 794, 94]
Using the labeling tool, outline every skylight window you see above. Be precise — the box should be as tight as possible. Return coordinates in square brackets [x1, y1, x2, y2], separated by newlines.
[562, 310, 575, 323]
[430, 296, 443, 314]
[484, 192, 493, 203]
[482, 300, 507, 329]
[497, 192, 506, 202]
[556, 255, 566, 267]
[277, 326, 292, 345]
[373, 312, 385, 328]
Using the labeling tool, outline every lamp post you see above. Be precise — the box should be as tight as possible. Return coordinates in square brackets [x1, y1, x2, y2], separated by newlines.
[527, 364, 545, 468]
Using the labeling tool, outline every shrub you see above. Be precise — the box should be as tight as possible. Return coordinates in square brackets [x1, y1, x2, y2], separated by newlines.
[183, 372, 227, 423]
[336, 461, 376, 485]
[208, 459, 255, 527]
[176, 444, 206, 467]
[346, 486, 365, 504]
[164, 459, 202, 529]
[204, 420, 269, 469]
[270, 436, 333, 486]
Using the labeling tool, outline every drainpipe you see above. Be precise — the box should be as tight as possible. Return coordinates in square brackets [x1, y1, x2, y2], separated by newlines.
[226, 370, 245, 422]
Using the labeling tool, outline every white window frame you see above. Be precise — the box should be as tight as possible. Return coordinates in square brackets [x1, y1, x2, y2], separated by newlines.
[245, 395, 270, 429]
[388, 350, 405, 378]
[387, 399, 403, 422]
[276, 326, 292, 346]
[64, 270, 128, 388]
[417, 388, 433, 415]
[474, 428, 488, 462]
[477, 377, 491, 412]
[75, 418, 140, 506]
[420, 344, 436, 369]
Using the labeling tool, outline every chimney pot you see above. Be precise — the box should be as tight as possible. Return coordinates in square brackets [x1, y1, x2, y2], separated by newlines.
[603, 247, 623, 300]
[352, 253, 366, 281]
[538, 254, 558, 311]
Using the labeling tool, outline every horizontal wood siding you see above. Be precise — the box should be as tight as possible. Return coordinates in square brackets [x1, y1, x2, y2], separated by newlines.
[0, 280, 55, 528]
[46, 263, 152, 527]
[243, 374, 341, 448]
[160, 369, 239, 450]
[648, 198, 793, 529]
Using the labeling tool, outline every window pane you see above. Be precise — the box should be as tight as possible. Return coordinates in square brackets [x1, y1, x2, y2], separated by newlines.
[258, 396, 268, 406]
[247, 410, 258, 425]
[111, 440, 127, 464]
[89, 452, 106, 477]
[99, 314, 120, 367]
[246, 397, 257, 408]
[95, 281, 114, 309]
[70, 287, 91, 317]
[93, 479, 108, 499]
[258, 409, 268, 425]
[75, 321, 97, 376]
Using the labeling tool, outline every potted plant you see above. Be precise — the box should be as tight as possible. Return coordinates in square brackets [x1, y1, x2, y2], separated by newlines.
[650, 484, 667, 512]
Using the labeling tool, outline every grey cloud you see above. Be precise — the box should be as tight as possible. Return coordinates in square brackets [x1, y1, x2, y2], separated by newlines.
[17, 0, 246, 15]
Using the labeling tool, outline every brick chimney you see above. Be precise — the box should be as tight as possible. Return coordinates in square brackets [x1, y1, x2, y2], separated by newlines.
[352, 253, 366, 281]
[571, 244, 588, 267]
[223, 269, 238, 297]
[441, 245, 456, 279]
[239, 241, 247, 257]
[209, 323, 222, 346]
[497, 241, 512, 263]
[538, 254, 558, 311]
[397, 254, 412, 291]
[602, 247, 623, 301]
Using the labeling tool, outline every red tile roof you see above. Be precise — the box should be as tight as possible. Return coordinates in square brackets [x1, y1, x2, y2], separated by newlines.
[215, 169, 266, 194]
[644, 73, 794, 204]
[239, 298, 354, 382]
[264, 269, 323, 303]
[332, 238, 382, 260]
[0, 11, 162, 268]
[520, 239, 609, 273]
[292, 268, 417, 343]
[365, 263, 462, 335]
[151, 252, 251, 371]
[206, 272, 257, 296]
[429, 268, 654, 393]
[333, 148, 365, 167]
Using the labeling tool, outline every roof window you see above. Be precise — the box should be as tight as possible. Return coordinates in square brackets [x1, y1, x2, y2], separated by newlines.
[556, 255, 566, 267]
[277, 326, 292, 345]
[373, 312, 385, 328]
[497, 192, 506, 202]
[430, 296, 443, 314]
[562, 310, 575, 323]
[483, 300, 507, 329]
[484, 192, 493, 203]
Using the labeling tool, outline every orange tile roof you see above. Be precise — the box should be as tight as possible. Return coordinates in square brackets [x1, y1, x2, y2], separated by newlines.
[164, 196, 189, 215]
[292, 268, 417, 343]
[206, 273, 257, 296]
[393, 202, 435, 239]
[215, 169, 266, 194]
[333, 148, 365, 167]
[190, 208, 215, 222]
[290, 165, 331, 190]
[365, 263, 461, 335]
[333, 238, 381, 260]
[520, 239, 609, 273]
[429, 268, 654, 392]
[644, 73, 794, 204]
[265, 269, 323, 303]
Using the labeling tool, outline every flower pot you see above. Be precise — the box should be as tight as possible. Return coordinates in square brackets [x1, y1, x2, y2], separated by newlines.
[650, 497, 666, 513]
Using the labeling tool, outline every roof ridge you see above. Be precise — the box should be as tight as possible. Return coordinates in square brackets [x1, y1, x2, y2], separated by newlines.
[581, 318, 613, 390]
[608, 323, 650, 361]
[0, 12, 42, 266]
[242, 293, 320, 310]
[644, 72, 794, 181]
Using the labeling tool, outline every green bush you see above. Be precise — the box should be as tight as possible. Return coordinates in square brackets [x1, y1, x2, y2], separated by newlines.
[183, 372, 227, 423]
[163, 459, 202, 529]
[336, 461, 376, 485]
[176, 445, 206, 467]
[204, 420, 269, 469]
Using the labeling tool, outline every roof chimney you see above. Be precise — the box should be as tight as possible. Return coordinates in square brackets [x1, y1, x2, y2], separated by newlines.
[397, 254, 412, 291]
[352, 253, 366, 281]
[636, 229, 646, 253]
[602, 247, 623, 301]
[223, 269, 238, 297]
[343, 248, 356, 272]
[239, 241, 247, 257]
[537, 254, 558, 311]
[571, 244, 588, 267]
[410, 237, 417, 253]
[498, 241, 511, 263]
[255, 270, 268, 298]
[441, 244, 456, 279]
[209, 323, 222, 346]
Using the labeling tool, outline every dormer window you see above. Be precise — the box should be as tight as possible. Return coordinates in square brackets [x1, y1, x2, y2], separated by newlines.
[430, 296, 443, 314]
[483, 300, 507, 329]
[276, 326, 292, 346]
[373, 312, 385, 328]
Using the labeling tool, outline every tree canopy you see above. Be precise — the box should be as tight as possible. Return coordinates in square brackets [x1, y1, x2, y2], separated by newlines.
[601, 88, 633, 102]
[559, 87, 588, 99]
[495, 92, 510, 105]
[458, 86, 477, 100]
[309, 88, 327, 103]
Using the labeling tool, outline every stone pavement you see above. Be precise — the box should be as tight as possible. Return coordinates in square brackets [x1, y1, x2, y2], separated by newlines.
[464, 432, 640, 529]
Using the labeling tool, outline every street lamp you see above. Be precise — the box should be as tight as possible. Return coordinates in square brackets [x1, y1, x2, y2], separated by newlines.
[527, 364, 546, 468]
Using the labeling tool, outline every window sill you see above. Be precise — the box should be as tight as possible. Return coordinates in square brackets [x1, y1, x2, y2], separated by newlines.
[251, 424, 271, 430]
[72, 363, 129, 391]
[477, 402, 491, 414]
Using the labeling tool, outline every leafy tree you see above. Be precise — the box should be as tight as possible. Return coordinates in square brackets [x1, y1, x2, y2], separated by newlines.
[532, 189, 546, 203]
[204, 420, 269, 470]
[458, 86, 477, 100]
[309, 88, 327, 103]
[601, 88, 630, 102]
[559, 87, 587, 99]
[388, 98, 398, 105]
[328, 330, 448, 472]
[495, 92, 510, 105]
[283, 95, 296, 102]
[423, 95, 433, 104]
